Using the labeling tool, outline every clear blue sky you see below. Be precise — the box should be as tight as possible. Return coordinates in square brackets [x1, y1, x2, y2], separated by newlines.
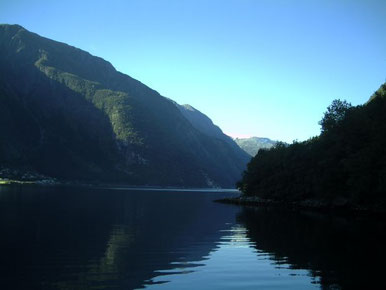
[1, 0, 385, 142]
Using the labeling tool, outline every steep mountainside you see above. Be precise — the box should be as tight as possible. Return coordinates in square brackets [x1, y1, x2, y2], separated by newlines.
[0, 24, 248, 187]
[177, 104, 250, 159]
[177, 104, 229, 142]
[234, 137, 276, 156]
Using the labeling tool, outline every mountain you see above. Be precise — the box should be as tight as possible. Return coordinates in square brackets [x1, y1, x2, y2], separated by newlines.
[237, 83, 386, 211]
[176, 103, 250, 154]
[234, 137, 276, 156]
[177, 104, 228, 142]
[0, 24, 249, 187]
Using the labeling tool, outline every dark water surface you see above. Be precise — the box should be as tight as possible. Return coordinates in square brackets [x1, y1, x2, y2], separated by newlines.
[0, 185, 385, 289]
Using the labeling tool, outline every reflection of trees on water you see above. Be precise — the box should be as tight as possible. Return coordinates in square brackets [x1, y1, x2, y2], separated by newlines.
[237, 207, 386, 290]
[100, 226, 136, 272]
[0, 186, 239, 289]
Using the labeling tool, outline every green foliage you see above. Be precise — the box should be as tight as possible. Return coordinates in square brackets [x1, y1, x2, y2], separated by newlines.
[368, 83, 386, 102]
[238, 84, 386, 209]
[0, 24, 249, 187]
[319, 99, 352, 133]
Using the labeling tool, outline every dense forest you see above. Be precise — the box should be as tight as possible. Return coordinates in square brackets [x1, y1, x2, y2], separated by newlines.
[237, 83, 386, 210]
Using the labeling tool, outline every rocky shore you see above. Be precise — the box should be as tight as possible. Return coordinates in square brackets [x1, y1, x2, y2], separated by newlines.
[216, 195, 386, 216]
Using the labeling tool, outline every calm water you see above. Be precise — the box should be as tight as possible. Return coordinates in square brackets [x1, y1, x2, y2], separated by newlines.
[0, 185, 385, 290]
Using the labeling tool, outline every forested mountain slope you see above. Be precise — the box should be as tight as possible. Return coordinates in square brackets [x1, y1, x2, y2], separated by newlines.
[0, 24, 248, 187]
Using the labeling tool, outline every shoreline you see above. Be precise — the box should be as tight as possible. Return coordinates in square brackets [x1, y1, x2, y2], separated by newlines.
[0, 179, 57, 186]
[0, 179, 238, 192]
[215, 195, 386, 217]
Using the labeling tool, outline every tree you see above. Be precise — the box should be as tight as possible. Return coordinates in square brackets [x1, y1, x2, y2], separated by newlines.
[319, 99, 352, 133]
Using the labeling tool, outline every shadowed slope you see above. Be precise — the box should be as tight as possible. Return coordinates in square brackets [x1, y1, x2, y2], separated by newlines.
[0, 24, 248, 187]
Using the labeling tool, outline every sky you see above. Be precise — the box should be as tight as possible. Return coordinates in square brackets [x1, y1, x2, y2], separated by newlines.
[1, 0, 385, 143]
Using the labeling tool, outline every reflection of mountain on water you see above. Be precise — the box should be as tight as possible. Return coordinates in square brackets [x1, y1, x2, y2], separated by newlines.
[0, 186, 239, 289]
[237, 207, 386, 290]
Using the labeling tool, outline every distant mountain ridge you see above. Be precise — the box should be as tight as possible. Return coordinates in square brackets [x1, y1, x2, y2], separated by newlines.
[234, 137, 277, 156]
[0, 24, 249, 187]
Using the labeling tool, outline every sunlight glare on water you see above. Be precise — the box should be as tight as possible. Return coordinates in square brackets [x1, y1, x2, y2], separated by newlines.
[145, 226, 319, 290]
[1, 186, 384, 289]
